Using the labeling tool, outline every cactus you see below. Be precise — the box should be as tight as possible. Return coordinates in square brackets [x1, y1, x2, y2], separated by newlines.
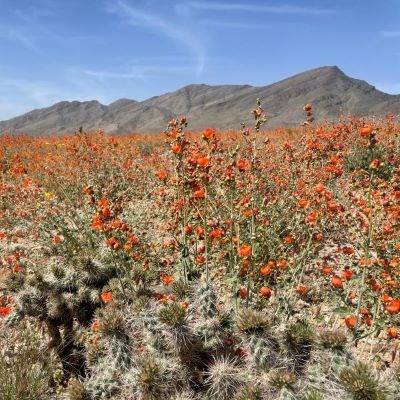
[85, 363, 120, 399]
[66, 378, 89, 400]
[198, 283, 217, 318]
[204, 356, 245, 400]
[268, 370, 296, 390]
[339, 362, 389, 400]
[285, 320, 314, 371]
[301, 390, 325, 400]
[236, 308, 269, 336]
[319, 328, 348, 350]
[122, 355, 187, 400]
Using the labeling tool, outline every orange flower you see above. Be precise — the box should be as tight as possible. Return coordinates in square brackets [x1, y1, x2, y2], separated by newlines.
[322, 266, 332, 275]
[196, 156, 210, 167]
[238, 244, 251, 257]
[0, 306, 12, 317]
[283, 235, 294, 244]
[202, 128, 216, 140]
[386, 299, 400, 314]
[238, 287, 248, 298]
[209, 229, 223, 239]
[277, 259, 287, 269]
[314, 183, 325, 194]
[160, 273, 174, 285]
[345, 315, 356, 329]
[259, 286, 272, 297]
[387, 327, 398, 339]
[236, 159, 249, 171]
[193, 187, 205, 199]
[303, 103, 312, 112]
[171, 143, 183, 154]
[53, 235, 62, 244]
[98, 198, 108, 208]
[342, 269, 353, 280]
[260, 265, 273, 276]
[296, 285, 308, 295]
[298, 199, 309, 208]
[184, 225, 193, 234]
[331, 275, 343, 288]
[100, 291, 113, 303]
[12, 265, 21, 273]
[360, 124, 372, 136]
[155, 170, 168, 180]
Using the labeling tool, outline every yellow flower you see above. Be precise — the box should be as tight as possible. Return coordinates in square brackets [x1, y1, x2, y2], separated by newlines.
[44, 192, 54, 200]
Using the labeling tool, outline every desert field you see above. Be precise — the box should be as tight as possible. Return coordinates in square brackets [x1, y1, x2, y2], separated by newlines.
[1, 104, 400, 399]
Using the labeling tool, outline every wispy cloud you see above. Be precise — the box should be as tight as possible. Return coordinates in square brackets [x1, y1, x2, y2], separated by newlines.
[0, 26, 39, 51]
[83, 64, 195, 81]
[185, 2, 338, 15]
[106, 0, 206, 75]
[380, 30, 400, 38]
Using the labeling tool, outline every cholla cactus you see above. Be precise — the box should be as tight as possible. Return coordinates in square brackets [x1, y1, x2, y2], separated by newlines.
[197, 283, 217, 318]
[5, 248, 122, 381]
[122, 355, 188, 400]
[236, 308, 279, 370]
[204, 356, 246, 400]
[85, 363, 120, 399]
[285, 320, 315, 371]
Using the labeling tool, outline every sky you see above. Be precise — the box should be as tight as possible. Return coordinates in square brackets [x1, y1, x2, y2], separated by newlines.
[0, 0, 399, 120]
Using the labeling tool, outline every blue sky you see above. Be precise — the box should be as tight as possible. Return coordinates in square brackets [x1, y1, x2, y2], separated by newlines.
[0, 0, 399, 120]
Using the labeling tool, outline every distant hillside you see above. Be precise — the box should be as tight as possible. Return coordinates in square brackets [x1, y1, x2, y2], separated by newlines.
[1, 66, 399, 135]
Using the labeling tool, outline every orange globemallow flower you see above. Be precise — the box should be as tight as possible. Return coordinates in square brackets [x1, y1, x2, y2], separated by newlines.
[386, 299, 400, 314]
[296, 285, 308, 295]
[298, 199, 309, 208]
[345, 315, 356, 329]
[160, 273, 174, 285]
[196, 156, 210, 167]
[331, 275, 343, 288]
[155, 170, 168, 180]
[360, 124, 372, 137]
[387, 327, 398, 339]
[171, 143, 183, 154]
[236, 159, 249, 171]
[303, 103, 312, 112]
[238, 244, 252, 257]
[100, 291, 113, 303]
[259, 286, 272, 297]
[202, 128, 216, 140]
[238, 287, 248, 298]
[193, 187, 205, 199]
[0, 306, 12, 317]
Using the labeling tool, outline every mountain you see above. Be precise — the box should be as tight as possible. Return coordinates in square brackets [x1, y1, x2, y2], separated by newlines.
[1, 66, 399, 135]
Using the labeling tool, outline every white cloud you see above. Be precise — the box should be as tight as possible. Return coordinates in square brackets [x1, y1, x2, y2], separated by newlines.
[0, 26, 40, 51]
[185, 2, 338, 15]
[107, 0, 206, 75]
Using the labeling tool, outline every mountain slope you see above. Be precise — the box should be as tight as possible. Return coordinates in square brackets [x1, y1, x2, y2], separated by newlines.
[1, 66, 399, 135]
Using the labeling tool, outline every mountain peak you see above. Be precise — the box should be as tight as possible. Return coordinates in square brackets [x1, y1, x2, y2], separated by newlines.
[1, 66, 399, 135]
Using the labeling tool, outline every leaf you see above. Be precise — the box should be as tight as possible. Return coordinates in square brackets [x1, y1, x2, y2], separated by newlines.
[333, 306, 352, 316]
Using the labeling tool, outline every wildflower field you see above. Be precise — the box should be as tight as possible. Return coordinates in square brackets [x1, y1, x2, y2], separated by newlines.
[1, 103, 400, 400]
